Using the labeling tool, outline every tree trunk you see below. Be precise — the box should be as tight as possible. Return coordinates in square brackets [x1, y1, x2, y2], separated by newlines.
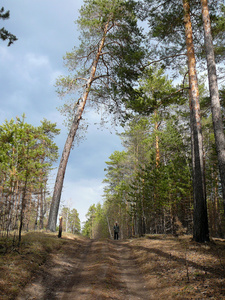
[154, 110, 160, 167]
[201, 0, 225, 217]
[183, 0, 209, 242]
[34, 193, 40, 230]
[39, 188, 44, 230]
[47, 21, 110, 232]
[18, 173, 28, 246]
[106, 215, 113, 239]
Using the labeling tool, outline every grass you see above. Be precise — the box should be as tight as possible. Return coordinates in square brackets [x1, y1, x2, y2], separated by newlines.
[0, 231, 77, 300]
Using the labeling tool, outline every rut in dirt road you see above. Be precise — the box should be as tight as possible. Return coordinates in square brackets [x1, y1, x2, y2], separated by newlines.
[17, 238, 151, 300]
[115, 241, 150, 299]
[62, 239, 150, 299]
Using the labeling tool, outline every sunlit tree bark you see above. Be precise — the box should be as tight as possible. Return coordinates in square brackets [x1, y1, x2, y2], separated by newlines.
[183, 0, 209, 242]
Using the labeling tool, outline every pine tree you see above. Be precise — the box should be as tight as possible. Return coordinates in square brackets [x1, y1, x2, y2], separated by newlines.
[47, 0, 146, 231]
[141, 0, 209, 242]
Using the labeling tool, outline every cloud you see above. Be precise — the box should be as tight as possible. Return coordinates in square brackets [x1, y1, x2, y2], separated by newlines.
[0, 48, 61, 124]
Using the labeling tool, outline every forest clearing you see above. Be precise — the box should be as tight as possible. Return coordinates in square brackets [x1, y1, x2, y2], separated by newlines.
[0, 232, 225, 300]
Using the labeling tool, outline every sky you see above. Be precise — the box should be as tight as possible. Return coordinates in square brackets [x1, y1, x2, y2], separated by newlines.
[0, 1, 123, 225]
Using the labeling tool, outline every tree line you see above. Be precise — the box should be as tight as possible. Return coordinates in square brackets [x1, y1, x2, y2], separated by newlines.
[83, 67, 225, 240]
[0, 115, 82, 247]
[0, 116, 60, 246]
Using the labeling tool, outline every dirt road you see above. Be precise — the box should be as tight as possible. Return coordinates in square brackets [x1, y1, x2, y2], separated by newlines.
[17, 238, 150, 300]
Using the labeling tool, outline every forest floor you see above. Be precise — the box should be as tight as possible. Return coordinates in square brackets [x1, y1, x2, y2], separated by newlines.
[0, 232, 225, 299]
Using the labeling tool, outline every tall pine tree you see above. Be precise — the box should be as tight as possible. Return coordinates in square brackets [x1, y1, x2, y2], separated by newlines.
[47, 0, 146, 231]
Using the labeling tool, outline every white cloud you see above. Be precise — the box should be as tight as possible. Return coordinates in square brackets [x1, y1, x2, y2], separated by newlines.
[26, 53, 49, 68]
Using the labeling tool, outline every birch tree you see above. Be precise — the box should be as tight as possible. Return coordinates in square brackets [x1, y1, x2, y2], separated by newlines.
[47, 0, 146, 231]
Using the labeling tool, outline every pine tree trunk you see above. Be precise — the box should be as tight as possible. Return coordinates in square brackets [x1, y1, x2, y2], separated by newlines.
[39, 188, 44, 230]
[34, 194, 40, 230]
[154, 110, 160, 167]
[201, 0, 225, 217]
[18, 173, 28, 246]
[183, 0, 209, 242]
[47, 22, 109, 232]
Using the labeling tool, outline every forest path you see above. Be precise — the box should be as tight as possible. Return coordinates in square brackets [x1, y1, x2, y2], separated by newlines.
[16, 238, 151, 300]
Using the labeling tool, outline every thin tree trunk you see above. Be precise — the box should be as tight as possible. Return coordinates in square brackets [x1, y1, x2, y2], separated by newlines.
[47, 21, 110, 232]
[24, 191, 32, 232]
[183, 0, 209, 242]
[34, 193, 40, 230]
[154, 110, 160, 167]
[201, 0, 225, 217]
[18, 173, 28, 246]
[39, 188, 44, 230]
[106, 215, 113, 239]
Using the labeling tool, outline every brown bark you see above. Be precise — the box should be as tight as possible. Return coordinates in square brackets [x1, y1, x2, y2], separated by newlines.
[47, 21, 110, 232]
[183, 0, 209, 242]
[201, 0, 225, 217]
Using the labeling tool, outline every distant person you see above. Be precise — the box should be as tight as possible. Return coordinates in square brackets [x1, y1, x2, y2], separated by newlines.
[58, 216, 63, 238]
[113, 221, 119, 240]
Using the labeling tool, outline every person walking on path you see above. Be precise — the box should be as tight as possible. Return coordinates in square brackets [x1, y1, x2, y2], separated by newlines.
[113, 222, 119, 240]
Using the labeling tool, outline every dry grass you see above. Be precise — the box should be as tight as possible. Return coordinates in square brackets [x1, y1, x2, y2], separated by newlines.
[1, 233, 225, 299]
[0, 231, 81, 300]
[131, 235, 225, 299]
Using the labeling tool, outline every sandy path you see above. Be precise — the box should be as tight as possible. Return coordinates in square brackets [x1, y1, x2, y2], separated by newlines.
[17, 238, 150, 300]
[114, 241, 151, 299]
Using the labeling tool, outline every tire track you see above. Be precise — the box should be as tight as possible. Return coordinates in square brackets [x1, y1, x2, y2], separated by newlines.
[111, 241, 151, 300]
[62, 239, 112, 300]
[17, 239, 151, 300]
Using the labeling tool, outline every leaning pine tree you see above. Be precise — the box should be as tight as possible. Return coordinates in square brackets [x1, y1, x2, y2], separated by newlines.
[47, 0, 146, 231]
